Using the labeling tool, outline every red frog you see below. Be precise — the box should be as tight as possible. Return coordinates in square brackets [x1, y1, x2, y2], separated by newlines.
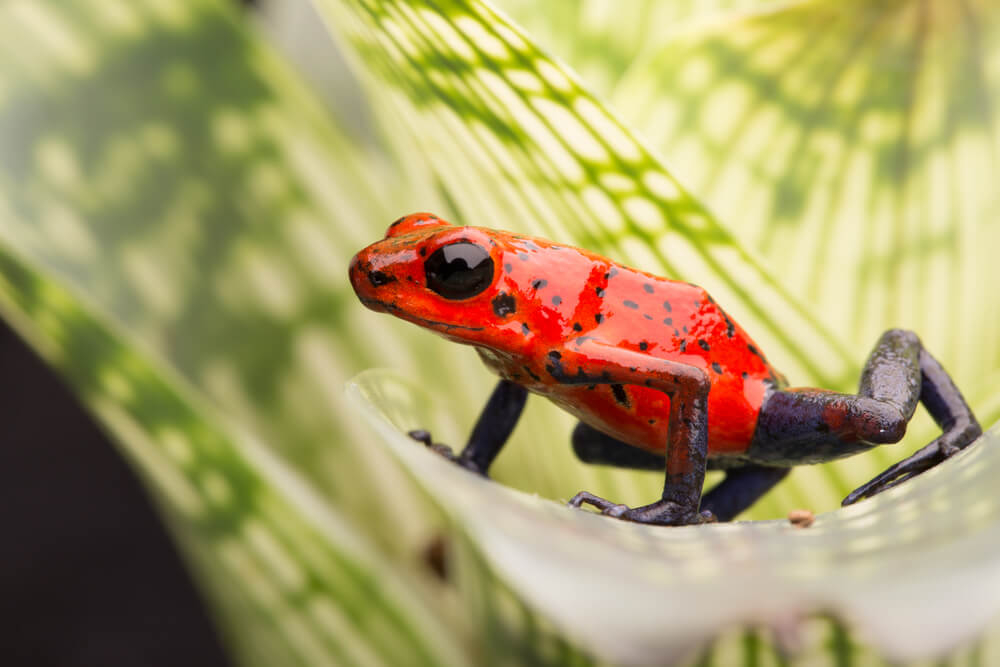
[350, 213, 982, 525]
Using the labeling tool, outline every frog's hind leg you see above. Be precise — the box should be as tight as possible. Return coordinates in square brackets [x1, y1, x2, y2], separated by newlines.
[842, 331, 981, 504]
[748, 329, 980, 506]
[571, 422, 665, 471]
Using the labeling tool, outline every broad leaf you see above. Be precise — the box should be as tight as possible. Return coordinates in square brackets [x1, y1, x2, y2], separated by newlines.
[612, 0, 1000, 431]
[496, 0, 779, 99]
[0, 245, 464, 667]
[310, 0, 873, 520]
[0, 0, 468, 664]
[351, 369, 1000, 665]
[5, 0, 1000, 664]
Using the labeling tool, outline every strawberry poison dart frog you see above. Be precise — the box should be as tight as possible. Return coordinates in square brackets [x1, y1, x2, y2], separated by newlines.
[349, 214, 982, 526]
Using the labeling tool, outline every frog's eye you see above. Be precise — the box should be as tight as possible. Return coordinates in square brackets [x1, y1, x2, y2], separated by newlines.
[424, 241, 494, 300]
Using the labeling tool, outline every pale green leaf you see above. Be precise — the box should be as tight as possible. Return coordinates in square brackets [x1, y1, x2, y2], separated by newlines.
[614, 0, 1000, 376]
[610, 0, 1000, 510]
[0, 0, 440, 546]
[0, 0, 469, 664]
[351, 368, 1000, 665]
[313, 0, 851, 384]
[495, 0, 780, 100]
[5, 0, 1000, 664]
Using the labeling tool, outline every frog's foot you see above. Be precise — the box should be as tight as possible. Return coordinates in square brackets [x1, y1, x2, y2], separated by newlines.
[568, 491, 715, 526]
[842, 425, 979, 506]
[407, 429, 486, 475]
[407, 429, 454, 458]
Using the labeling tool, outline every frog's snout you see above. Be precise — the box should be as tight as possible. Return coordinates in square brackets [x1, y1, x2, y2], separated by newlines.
[349, 249, 394, 312]
[352, 213, 452, 311]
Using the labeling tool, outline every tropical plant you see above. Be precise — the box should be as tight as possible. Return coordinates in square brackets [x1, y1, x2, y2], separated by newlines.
[1, 0, 998, 664]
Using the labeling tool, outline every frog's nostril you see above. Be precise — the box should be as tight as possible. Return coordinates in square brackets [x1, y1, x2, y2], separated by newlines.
[368, 270, 396, 287]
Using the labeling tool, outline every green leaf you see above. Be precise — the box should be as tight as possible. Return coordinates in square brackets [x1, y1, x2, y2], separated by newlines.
[0, 0, 467, 664]
[0, 244, 465, 667]
[6, 0, 1000, 664]
[351, 368, 1000, 665]
[612, 0, 1000, 404]
[0, 0, 438, 543]
[608, 0, 1000, 512]
[495, 0, 780, 100]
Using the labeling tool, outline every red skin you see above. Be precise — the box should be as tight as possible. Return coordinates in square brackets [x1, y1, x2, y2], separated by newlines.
[351, 214, 786, 462]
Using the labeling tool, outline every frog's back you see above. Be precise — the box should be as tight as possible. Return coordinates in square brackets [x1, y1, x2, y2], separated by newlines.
[464, 232, 783, 458]
[350, 217, 782, 459]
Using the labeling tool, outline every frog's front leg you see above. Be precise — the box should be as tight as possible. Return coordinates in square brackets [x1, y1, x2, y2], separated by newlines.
[556, 339, 714, 526]
[410, 379, 527, 476]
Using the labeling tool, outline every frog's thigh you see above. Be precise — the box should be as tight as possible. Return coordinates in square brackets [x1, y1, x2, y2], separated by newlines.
[571, 422, 664, 471]
[746, 388, 885, 465]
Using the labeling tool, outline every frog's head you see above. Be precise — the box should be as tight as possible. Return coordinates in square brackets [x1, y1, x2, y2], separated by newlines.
[350, 213, 518, 346]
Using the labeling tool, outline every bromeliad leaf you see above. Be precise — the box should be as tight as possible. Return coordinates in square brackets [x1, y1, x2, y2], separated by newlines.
[0, 0, 473, 664]
[0, 245, 465, 667]
[0, 0, 449, 549]
[495, 0, 779, 100]
[350, 369, 1000, 665]
[613, 0, 1000, 413]
[611, 0, 1000, 504]
[313, 0, 851, 389]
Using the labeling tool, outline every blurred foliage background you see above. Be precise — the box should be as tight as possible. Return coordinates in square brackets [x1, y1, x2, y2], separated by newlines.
[0, 0, 999, 665]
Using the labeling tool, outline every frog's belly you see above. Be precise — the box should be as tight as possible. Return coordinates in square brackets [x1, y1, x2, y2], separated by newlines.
[536, 377, 767, 457]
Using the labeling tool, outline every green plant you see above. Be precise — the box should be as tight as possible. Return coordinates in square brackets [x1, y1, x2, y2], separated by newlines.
[1, 0, 998, 664]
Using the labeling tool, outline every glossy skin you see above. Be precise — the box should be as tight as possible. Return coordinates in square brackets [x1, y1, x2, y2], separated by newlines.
[353, 213, 780, 462]
[351, 214, 982, 525]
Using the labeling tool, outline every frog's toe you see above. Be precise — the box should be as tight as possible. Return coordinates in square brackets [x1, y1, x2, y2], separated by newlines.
[409, 429, 458, 462]
[408, 429, 435, 447]
[617, 500, 712, 526]
[569, 493, 710, 526]
[842, 437, 952, 505]
[601, 503, 630, 518]
[408, 429, 490, 476]
[429, 443, 458, 459]
[568, 490, 617, 511]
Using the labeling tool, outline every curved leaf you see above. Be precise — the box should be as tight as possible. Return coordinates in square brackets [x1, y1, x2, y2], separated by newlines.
[314, 0, 852, 385]
[495, 0, 779, 100]
[613, 0, 1000, 405]
[0, 244, 465, 667]
[350, 368, 1000, 665]
[0, 0, 443, 548]
[0, 0, 469, 663]
[610, 0, 1000, 511]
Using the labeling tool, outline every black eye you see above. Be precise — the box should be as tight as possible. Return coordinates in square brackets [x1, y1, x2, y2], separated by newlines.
[425, 241, 494, 300]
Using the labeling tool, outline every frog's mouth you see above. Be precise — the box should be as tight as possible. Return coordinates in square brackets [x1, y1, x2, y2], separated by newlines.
[368, 298, 485, 333]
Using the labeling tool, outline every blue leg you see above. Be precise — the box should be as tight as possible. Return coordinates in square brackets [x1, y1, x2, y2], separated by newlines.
[745, 330, 980, 505]
[409, 379, 527, 475]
